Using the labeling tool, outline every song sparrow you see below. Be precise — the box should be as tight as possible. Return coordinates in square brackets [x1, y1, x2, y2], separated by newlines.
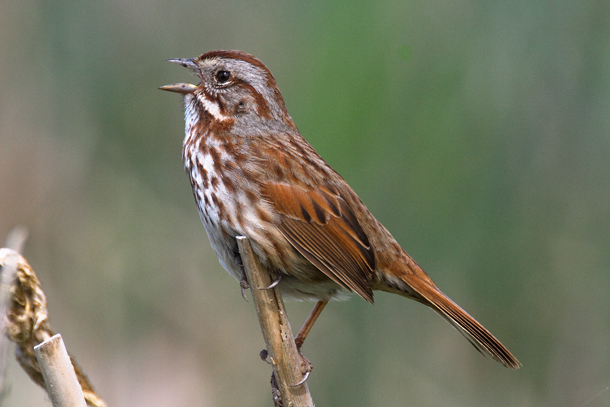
[160, 50, 520, 369]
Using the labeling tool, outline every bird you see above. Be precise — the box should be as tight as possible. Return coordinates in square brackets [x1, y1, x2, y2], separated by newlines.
[160, 49, 520, 371]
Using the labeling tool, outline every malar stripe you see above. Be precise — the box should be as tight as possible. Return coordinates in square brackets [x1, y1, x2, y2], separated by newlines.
[196, 92, 229, 122]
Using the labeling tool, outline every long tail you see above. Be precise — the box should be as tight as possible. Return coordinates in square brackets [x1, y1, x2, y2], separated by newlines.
[382, 257, 521, 369]
[415, 280, 521, 369]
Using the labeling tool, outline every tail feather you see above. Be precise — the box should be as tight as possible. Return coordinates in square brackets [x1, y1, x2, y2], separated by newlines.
[423, 286, 521, 369]
[392, 259, 521, 369]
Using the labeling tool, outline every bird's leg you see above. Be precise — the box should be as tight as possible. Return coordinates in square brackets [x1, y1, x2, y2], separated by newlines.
[291, 300, 328, 385]
[294, 300, 328, 349]
[232, 250, 249, 301]
[239, 268, 249, 301]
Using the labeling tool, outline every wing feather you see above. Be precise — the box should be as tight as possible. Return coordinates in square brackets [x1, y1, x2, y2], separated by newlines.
[262, 182, 375, 302]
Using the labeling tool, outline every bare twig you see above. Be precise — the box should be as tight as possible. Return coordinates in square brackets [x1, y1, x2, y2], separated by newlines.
[0, 248, 107, 407]
[236, 236, 315, 407]
[35, 334, 87, 407]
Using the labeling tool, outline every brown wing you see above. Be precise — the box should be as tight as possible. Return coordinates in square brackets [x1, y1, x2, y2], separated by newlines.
[262, 182, 376, 302]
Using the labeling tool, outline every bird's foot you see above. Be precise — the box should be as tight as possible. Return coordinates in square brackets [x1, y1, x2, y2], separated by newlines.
[260, 348, 311, 387]
[239, 272, 249, 301]
[232, 251, 250, 301]
[291, 351, 312, 387]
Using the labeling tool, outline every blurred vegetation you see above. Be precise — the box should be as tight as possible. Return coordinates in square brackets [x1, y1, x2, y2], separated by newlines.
[1, 0, 609, 406]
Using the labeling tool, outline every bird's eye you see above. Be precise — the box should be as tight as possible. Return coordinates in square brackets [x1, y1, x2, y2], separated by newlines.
[215, 70, 232, 84]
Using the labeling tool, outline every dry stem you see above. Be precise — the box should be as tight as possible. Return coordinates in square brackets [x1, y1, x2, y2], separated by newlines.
[35, 334, 87, 407]
[236, 236, 314, 407]
[0, 248, 107, 407]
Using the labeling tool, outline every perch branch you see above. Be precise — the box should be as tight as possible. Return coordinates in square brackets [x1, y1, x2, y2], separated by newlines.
[236, 236, 314, 407]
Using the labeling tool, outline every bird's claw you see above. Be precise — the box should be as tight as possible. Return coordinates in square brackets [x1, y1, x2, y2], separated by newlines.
[292, 370, 311, 387]
[261, 273, 282, 290]
[263, 348, 311, 388]
[290, 351, 312, 387]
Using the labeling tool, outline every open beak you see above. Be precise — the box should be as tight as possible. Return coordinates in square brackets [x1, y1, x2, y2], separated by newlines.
[159, 58, 199, 94]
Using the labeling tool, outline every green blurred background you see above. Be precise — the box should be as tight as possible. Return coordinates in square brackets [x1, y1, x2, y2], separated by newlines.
[1, 0, 609, 406]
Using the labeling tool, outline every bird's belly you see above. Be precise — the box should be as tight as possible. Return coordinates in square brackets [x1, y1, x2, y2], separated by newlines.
[186, 147, 350, 302]
[196, 195, 350, 302]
